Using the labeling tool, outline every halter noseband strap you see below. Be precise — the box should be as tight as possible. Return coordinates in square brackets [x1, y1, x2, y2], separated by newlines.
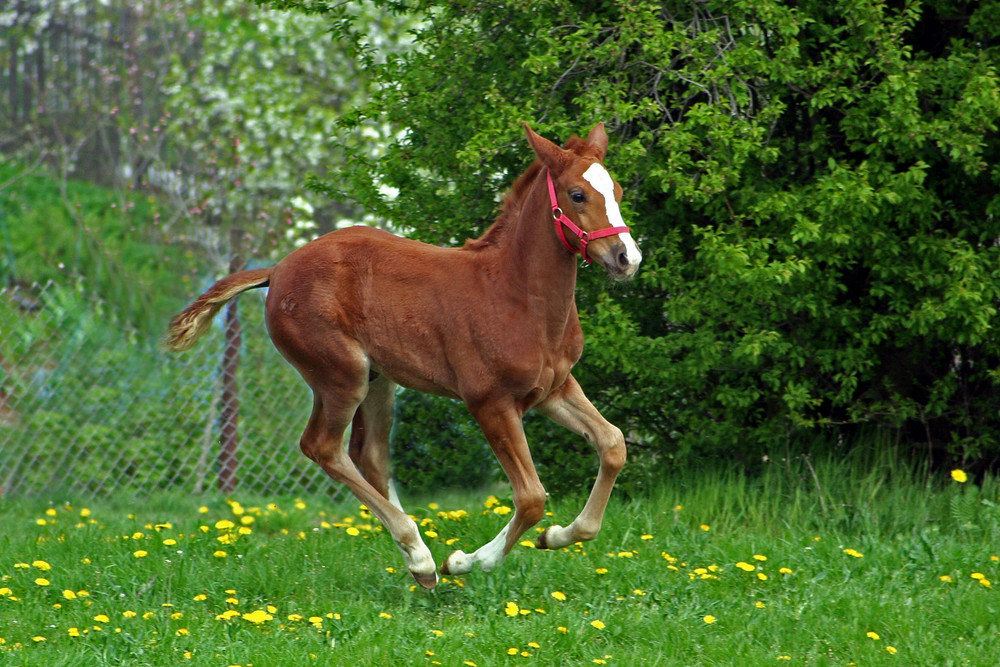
[546, 168, 630, 264]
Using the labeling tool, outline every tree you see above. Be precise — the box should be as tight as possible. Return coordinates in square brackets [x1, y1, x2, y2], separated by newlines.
[265, 0, 1000, 477]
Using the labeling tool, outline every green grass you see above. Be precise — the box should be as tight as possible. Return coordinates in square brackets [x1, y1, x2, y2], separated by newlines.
[0, 452, 997, 666]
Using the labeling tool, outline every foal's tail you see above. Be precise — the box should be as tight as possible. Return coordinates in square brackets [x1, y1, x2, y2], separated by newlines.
[164, 268, 272, 352]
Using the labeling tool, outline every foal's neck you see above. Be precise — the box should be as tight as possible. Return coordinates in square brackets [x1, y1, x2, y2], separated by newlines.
[501, 172, 579, 305]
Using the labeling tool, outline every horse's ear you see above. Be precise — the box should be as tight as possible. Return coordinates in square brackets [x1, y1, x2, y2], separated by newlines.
[525, 124, 573, 175]
[585, 122, 608, 161]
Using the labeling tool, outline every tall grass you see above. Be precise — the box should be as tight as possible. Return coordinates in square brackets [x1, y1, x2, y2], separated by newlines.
[1, 449, 996, 666]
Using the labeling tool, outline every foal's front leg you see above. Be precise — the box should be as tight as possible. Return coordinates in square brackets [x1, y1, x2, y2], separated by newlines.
[442, 404, 547, 575]
[534, 374, 626, 549]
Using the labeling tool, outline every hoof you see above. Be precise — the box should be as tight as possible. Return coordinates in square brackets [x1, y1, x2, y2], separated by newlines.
[537, 524, 573, 550]
[536, 527, 551, 550]
[411, 569, 438, 590]
[441, 550, 473, 576]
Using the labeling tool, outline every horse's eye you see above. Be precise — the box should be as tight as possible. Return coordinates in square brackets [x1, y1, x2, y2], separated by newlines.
[570, 191, 586, 204]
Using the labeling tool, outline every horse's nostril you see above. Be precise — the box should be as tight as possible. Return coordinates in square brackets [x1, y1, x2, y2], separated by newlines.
[617, 250, 629, 268]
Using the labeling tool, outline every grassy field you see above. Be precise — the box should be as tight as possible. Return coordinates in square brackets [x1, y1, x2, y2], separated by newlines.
[0, 452, 997, 666]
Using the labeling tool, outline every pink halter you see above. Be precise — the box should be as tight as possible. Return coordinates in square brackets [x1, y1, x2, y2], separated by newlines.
[546, 169, 630, 263]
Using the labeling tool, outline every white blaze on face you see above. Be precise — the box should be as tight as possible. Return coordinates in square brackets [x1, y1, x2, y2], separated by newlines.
[581, 163, 642, 267]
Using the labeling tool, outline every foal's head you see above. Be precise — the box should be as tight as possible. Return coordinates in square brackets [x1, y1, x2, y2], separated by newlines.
[526, 123, 642, 280]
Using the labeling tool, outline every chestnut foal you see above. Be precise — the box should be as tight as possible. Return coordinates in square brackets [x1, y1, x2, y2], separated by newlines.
[166, 124, 641, 588]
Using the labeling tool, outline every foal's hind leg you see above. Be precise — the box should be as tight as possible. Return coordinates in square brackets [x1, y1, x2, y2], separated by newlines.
[534, 374, 626, 550]
[301, 387, 437, 588]
[348, 375, 404, 510]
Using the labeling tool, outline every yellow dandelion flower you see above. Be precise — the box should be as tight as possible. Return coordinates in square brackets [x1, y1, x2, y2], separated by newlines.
[215, 519, 235, 530]
[193, 594, 207, 601]
[886, 646, 898, 655]
[951, 469, 968, 483]
[507, 648, 519, 655]
[756, 572, 768, 581]
[198, 506, 209, 514]
[32, 636, 47, 642]
[163, 539, 177, 546]
[699, 524, 710, 531]
[345, 527, 361, 536]
[431, 629, 444, 637]
[843, 548, 864, 558]
[518, 540, 534, 548]
[736, 561, 755, 572]
[703, 615, 716, 624]
[94, 614, 110, 623]
[242, 609, 273, 624]
[641, 534, 653, 540]
[122, 610, 137, 618]
[493, 505, 512, 515]
[971, 572, 985, 580]
[755, 601, 766, 608]
[866, 631, 880, 640]
[979, 578, 992, 588]
[34, 578, 50, 586]
[176, 628, 190, 636]
[504, 602, 520, 617]
[557, 626, 568, 633]
[753, 554, 767, 561]
[80, 508, 91, 517]
[213, 550, 227, 558]
[779, 567, 794, 574]
[939, 575, 953, 583]
[595, 568, 608, 574]
[32, 560, 52, 571]
[484, 495, 500, 508]
[379, 612, 393, 619]
[425, 530, 439, 538]
[551, 591, 567, 601]
[133, 550, 148, 558]
[62, 589, 78, 600]
[68, 627, 81, 637]
[142, 611, 155, 619]
[590, 620, 606, 630]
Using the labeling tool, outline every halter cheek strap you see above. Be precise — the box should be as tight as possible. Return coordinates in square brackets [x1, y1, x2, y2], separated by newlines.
[546, 169, 630, 264]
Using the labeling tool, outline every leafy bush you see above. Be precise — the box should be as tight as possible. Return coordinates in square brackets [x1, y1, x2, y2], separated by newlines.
[390, 391, 496, 493]
[265, 0, 1000, 488]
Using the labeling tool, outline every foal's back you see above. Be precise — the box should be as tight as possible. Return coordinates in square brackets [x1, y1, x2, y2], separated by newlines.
[263, 225, 506, 399]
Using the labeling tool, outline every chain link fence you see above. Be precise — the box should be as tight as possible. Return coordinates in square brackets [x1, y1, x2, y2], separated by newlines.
[0, 280, 349, 501]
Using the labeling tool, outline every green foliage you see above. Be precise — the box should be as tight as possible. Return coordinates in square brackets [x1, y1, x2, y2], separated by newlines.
[390, 391, 496, 493]
[0, 163, 207, 333]
[265, 0, 1000, 483]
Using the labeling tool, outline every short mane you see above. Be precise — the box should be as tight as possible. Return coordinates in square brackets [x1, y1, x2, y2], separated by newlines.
[463, 160, 546, 250]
